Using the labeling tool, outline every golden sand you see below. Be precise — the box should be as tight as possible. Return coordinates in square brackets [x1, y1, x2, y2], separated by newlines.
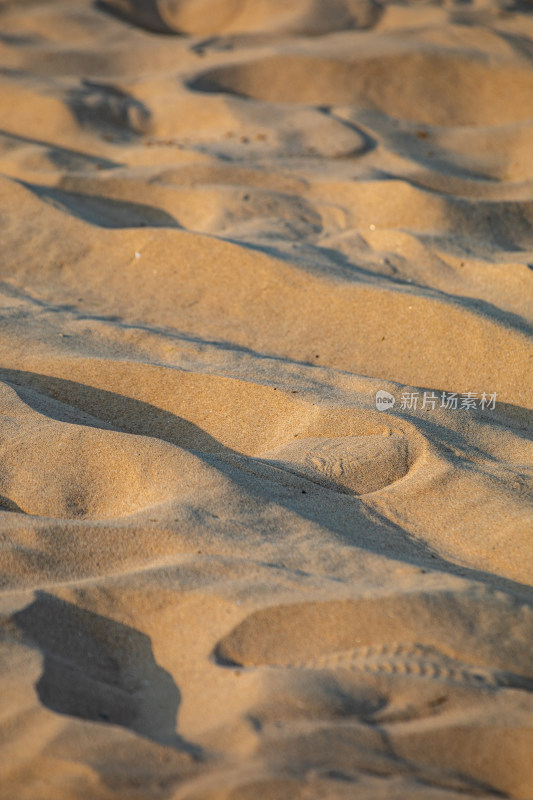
[0, 1, 532, 797]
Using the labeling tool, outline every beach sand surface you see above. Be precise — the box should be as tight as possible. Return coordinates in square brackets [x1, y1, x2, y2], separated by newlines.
[0, 1, 532, 797]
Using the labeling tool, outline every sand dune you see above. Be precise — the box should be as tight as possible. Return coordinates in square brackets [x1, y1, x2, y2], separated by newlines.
[0, 0, 532, 798]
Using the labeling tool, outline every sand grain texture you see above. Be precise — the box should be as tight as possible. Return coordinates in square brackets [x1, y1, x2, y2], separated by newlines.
[0, 0, 532, 798]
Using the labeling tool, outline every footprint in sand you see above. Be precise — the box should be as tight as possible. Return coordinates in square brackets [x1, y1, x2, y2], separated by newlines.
[289, 642, 533, 692]
[258, 433, 410, 495]
[214, 590, 533, 691]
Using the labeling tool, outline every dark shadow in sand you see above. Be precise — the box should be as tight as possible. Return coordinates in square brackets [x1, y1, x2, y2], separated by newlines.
[0, 128, 120, 170]
[0, 368, 225, 453]
[66, 80, 151, 139]
[13, 591, 202, 756]
[95, 0, 177, 34]
[0, 495, 24, 513]
[21, 182, 180, 229]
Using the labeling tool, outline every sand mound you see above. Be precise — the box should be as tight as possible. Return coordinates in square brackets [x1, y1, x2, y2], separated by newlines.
[215, 588, 533, 675]
[190, 49, 533, 126]
[0, 381, 196, 519]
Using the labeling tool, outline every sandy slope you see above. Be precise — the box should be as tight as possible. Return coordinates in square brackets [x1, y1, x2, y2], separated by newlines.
[0, 1, 532, 798]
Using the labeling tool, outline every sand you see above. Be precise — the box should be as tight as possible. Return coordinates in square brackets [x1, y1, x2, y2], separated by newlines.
[0, 0, 532, 797]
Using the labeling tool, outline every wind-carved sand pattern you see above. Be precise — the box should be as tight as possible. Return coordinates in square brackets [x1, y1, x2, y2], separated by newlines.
[215, 591, 533, 693]
[259, 433, 410, 495]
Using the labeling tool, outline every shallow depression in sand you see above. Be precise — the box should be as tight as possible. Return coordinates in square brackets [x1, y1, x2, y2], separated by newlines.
[258, 433, 410, 495]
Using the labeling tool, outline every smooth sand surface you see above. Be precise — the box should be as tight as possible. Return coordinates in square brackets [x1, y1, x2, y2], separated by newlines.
[0, 1, 532, 798]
